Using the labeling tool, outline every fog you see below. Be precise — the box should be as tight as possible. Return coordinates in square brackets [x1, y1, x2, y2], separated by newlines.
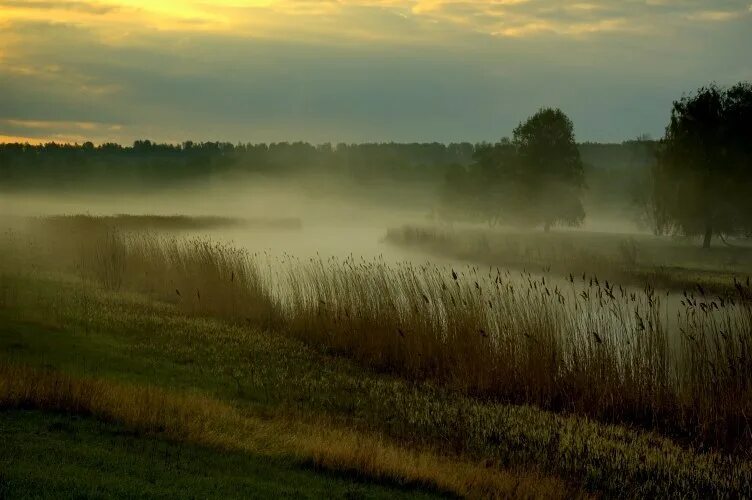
[2, 136, 751, 307]
[0, 171, 746, 273]
[0, 176, 435, 263]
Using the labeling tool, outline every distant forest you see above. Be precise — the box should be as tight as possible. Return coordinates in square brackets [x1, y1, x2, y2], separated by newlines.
[0, 139, 654, 191]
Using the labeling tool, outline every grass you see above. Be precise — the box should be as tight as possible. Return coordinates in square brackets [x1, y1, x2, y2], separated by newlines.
[0, 359, 572, 499]
[3, 214, 752, 496]
[44, 218, 752, 451]
[0, 273, 577, 499]
[0, 271, 751, 497]
[385, 224, 752, 295]
[0, 410, 441, 500]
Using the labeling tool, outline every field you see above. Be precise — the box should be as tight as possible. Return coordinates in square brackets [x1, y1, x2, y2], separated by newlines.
[2, 215, 752, 498]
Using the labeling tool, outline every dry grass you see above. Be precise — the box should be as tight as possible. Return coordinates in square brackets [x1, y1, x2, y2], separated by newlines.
[282, 256, 752, 449]
[385, 225, 752, 295]
[0, 362, 577, 499]
[81, 232, 279, 325]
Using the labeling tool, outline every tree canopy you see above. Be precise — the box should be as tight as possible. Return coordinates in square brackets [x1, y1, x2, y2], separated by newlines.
[512, 108, 585, 230]
[438, 108, 587, 230]
[652, 82, 752, 247]
[0, 141, 474, 192]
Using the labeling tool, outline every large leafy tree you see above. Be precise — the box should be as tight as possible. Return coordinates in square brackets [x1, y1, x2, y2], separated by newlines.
[437, 110, 586, 230]
[653, 83, 752, 247]
[512, 108, 585, 231]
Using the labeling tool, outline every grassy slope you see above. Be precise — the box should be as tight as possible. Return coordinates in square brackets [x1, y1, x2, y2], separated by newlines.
[0, 274, 576, 499]
[1, 273, 751, 497]
[0, 410, 438, 500]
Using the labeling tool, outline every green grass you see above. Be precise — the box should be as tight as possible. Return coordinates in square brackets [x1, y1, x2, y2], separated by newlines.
[0, 410, 442, 500]
[1, 272, 751, 497]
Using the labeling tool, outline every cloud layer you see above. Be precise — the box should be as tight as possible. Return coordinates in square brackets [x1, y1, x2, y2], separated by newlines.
[1, 0, 751, 143]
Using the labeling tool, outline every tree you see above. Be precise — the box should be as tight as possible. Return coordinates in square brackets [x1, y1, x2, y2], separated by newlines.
[512, 108, 585, 231]
[436, 139, 519, 227]
[652, 83, 752, 248]
[726, 83, 752, 238]
[468, 138, 520, 227]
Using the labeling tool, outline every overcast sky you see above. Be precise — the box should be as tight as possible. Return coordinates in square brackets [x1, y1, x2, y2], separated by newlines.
[1, 0, 751, 144]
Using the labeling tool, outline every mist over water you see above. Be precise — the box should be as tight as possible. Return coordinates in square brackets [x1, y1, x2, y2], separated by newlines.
[1, 176, 434, 262]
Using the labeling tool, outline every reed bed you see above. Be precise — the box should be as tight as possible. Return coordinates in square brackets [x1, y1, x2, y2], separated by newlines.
[283, 256, 752, 449]
[385, 225, 752, 295]
[6, 217, 752, 451]
[83, 232, 280, 327]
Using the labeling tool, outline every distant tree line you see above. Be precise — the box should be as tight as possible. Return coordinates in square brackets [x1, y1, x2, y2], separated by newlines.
[0, 137, 653, 209]
[0, 140, 475, 190]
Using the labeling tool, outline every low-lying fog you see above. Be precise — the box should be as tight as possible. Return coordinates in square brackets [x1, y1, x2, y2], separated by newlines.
[0, 175, 648, 265]
[4, 176, 751, 340]
[1, 180, 445, 265]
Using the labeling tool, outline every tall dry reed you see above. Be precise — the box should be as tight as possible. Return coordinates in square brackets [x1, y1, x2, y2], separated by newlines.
[78, 231, 279, 327]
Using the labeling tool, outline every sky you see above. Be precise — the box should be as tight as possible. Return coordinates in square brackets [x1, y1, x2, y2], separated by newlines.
[1, 0, 751, 144]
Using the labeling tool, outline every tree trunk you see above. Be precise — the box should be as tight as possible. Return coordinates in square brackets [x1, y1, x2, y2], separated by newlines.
[702, 225, 712, 249]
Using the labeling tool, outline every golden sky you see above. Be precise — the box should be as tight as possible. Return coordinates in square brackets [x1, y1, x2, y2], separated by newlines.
[5, 0, 748, 40]
[1, 0, 751, 143]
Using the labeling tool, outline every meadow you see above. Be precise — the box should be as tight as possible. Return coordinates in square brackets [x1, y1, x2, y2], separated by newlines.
[2, 215, 752, 497]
